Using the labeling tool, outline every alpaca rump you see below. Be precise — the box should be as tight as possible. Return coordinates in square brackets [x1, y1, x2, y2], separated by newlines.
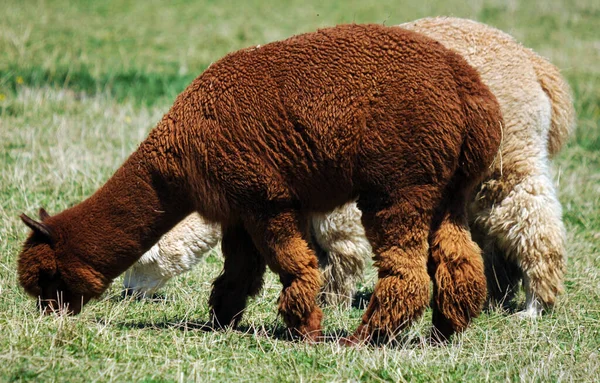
[401, 17, 575, 316]
[18, 24, 501, 341]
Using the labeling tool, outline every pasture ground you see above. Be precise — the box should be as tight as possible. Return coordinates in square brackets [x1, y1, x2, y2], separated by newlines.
[1, 0, 599, 381]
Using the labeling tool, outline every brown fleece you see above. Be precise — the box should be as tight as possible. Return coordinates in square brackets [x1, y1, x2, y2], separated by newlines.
[18, 24, 501, 340]
[427, 175, 487, 341]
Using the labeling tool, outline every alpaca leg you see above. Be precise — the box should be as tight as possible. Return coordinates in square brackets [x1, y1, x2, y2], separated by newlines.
[475, 240, 523, 311]
[311, 201, 371, 307]
[209, 224, 266, 328]
[473, 223, 522, 311]
[472, 170, 566, 315]
[428, 195, 487, 341]
[247, 210, 323, 342]
[346, 192, 432, 343]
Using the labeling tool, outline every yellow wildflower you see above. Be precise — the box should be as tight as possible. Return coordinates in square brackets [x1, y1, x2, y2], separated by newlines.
[16, 76, 24, 85]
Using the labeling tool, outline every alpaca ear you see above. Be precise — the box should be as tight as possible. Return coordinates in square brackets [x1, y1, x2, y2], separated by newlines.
[39, 208, 51, 221]
[20, 213, 54, 241]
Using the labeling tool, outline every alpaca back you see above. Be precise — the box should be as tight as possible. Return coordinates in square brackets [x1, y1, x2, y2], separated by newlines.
[525, 50, 576, 155]
[167, 23, 500, 218]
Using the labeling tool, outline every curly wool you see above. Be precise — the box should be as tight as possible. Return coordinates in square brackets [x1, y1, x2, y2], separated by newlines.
[123, 213, 220, 296]
[401, 17, 575, 315]
[18, 24, 501, 342]
[125, 18, 574, 318]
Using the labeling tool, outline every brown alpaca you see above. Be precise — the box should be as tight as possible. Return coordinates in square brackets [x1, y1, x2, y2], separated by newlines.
[18, 24, 501, 342]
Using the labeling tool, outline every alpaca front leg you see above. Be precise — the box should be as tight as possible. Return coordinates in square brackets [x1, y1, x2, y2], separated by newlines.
[344, 198, 431, 344]
[209, 224, 266, 328]
[248, 211, 323, 342]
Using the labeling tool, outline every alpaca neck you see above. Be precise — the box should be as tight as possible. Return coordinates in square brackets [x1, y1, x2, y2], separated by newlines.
[57, 116, 194, 281]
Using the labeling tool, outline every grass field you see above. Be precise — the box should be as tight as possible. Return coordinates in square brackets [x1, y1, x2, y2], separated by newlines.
[1, 0, 599, 381]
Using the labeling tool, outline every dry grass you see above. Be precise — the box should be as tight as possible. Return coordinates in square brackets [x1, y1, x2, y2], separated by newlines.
[1, 0, 599, 381]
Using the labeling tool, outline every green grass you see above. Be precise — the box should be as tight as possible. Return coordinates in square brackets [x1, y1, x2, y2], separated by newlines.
[1, 0, 599, 381]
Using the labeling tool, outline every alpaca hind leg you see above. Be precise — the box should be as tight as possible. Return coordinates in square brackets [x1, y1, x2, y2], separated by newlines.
[209, 224, 266, 328]
[429, 195, 487, 341]
[345, 191, 433, 344]
[311, 201, 371, 307]
[473, 225, 522, 312]
[248, 210, 323, 342]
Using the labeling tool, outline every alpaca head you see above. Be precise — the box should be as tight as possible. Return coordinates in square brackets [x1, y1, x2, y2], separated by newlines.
[18, 208, 109, 315]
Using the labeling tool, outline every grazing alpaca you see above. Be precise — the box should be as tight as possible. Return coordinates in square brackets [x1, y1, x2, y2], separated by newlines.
[125, 17, 574, 317]
[18, 24, 501, 342]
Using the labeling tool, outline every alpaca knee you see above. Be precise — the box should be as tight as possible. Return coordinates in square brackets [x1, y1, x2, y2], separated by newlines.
[360, 261, 430, 338]
[432, 254, 486, 336]
[522, 256, 564, 311]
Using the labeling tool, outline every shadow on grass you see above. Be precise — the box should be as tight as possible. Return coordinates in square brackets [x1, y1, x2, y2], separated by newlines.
[103, 313, 446, 348]
[104, 317, 353, 343]
[110, 289, 455, 347]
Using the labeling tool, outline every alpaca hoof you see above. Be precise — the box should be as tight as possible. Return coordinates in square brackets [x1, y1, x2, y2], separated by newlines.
[121, 288, 158, 301]
[121, 288, 140, 299]
[299, 328, 324, 343]
[517, 297, 546, 319]
[515, 308, 541, 320]
[431, 309, 456, 342]
[209, 309, 241, 330]
[428, 327, 451, 345]
[339, 324, 370, 346]
[286, 306, 323, 343]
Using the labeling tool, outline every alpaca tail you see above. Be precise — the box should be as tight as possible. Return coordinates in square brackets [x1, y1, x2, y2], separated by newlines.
[526, 49, 576, 156]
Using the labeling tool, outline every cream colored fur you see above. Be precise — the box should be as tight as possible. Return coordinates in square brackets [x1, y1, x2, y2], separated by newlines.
[123, 209, 371, 305]
[123, 214, 220, 297]
[310, 203, 371, 306]
[123, 17, 575, 314]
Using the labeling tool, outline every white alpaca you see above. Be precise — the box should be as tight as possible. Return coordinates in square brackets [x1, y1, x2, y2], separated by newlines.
[123, 17, 575, 315]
